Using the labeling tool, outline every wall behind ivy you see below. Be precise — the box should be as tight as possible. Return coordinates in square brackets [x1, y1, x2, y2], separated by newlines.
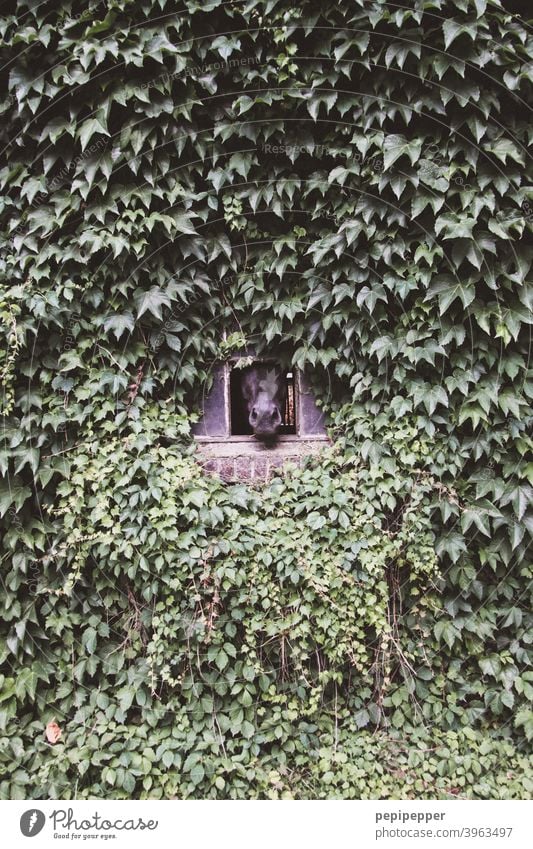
[0, 0, 532, 799]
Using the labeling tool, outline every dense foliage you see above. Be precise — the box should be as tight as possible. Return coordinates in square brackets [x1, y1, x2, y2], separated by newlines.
[0, 0, 532, 799]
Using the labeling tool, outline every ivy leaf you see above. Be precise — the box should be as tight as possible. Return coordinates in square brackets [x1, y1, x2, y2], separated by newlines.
[241, 720, 255, 739]
[189, 764, 205, 786]
[215, 649, 229, 671]
[14, 448, 40, 475]
[500, 485, 532, 522]
[135, 287, 172, 320]
[434, 620, 460, 649]
[15, 667, 39, 701]
[383, 135, 422, 170]
[103, 312, 135, 340]
[514, 711, 533, 741]
[171, 213, 197, 235]
[211, 35, 241, 60]
[442, 21, 478, 50]
[425, 276, 475, 315]
[85, 11, 117, 36]
[82, 628, 98, 654]
[461, 508, 491, 537]
[78, 118, 110, 152]
[162, 750, 174, 768]
[486, 138, 524, 166]
[390, 395, 413, 418]
[435, 532, 467, 563]
[435, 214, 476, 240]
[479, 656, 501, 677]
[356, 285, 387, 313]
[0, 482, 32, 518]
[354, 708, 370, 728]
[307, 512, 326, 530]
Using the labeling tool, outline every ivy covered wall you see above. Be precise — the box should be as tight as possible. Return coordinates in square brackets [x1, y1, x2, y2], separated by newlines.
[0, 0, 532, 799]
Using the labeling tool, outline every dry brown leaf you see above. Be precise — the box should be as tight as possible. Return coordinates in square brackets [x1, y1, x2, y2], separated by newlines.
[45, 719, 62, 744]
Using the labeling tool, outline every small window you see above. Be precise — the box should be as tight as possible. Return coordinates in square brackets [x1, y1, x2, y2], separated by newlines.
[192, 358, 327, 443]
[229, 363, 296, 436]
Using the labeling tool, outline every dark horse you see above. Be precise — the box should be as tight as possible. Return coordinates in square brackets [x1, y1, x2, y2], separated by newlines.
[236, 363, 287, 443]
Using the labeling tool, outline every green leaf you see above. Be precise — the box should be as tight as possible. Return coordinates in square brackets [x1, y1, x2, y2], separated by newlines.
[422, 386, 448, 416]
[162, 750, 174, 768]
[0, 482, 32, 518]
[486, 138, 524, 166]
[82, 627, 98, 654]
[103, 312, 135, 340]
[78, 118, 110, 152]
[425, 276, 475, 314]
[15, 667, 38, 700]
[461, 508, 491, 537]
[434, 620, 460, 649]
[383, 135, 422, 170]
[241, 720, 255, 739]
[135, 287, 172, 320]
[211, 35, 241, 60]
[85, 11, 117, 36]
[442, 20, 478, 50]
[354, 708, 370, 728]
[435, 214, 477, 240]
[215, 649, 229, 671]
[479, 656, 501, 677]
[307, 511, 326, 530]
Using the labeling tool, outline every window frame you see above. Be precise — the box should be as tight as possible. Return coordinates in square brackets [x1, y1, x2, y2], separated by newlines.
[193, 358, 328, 444]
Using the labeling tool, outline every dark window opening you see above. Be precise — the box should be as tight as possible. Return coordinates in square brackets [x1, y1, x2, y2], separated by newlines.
[230, 367, 252, 435]
[230, 364, 297, 436]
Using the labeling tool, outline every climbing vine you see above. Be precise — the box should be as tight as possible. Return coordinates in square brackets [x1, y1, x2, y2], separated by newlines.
[0, 0, 532, 799]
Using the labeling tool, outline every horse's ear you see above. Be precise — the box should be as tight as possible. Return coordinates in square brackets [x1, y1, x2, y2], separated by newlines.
[240, 369, 256, 402]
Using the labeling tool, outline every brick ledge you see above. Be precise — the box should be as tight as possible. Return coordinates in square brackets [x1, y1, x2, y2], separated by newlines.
[194, 436, 330, 481]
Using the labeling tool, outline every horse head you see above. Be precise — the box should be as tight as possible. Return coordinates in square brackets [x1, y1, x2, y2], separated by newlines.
[240, 363, 287, 442]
